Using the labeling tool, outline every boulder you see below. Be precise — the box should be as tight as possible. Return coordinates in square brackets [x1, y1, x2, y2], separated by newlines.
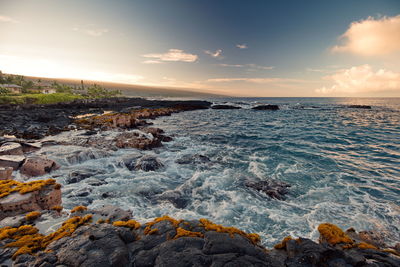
[252, 105, 279, 110]
[119, 152, 143, 171]
[245, 179, 290, 200]
[115, 132, 162, 150]
[67, 169, 106, 184]
[20, 142, 42, 153]
[0, 182, 61, 220]
[20, 157, 60, 177]
[211, 105, 241, 109]
[0, 155, 25, 170]
[0, 167, 13, 180]
[135, 155, 164, 171]
[0, 142, 23, 156]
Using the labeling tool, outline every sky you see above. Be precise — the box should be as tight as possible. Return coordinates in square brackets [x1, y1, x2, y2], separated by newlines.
[0, 0, 400, 97]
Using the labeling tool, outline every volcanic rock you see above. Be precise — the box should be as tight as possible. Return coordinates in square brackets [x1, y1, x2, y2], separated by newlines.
[211, 105, 242, 109]
[252, 105, 280, 110]
[245, 179, 290, 200]
[0, 155, 25, 170]
[0, 142, 23, 156]
[348, 105, 372, 109]
[135, 155, 164, 171]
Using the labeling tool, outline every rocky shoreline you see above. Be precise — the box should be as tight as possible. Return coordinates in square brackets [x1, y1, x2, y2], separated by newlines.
[0, 98, 399, 266]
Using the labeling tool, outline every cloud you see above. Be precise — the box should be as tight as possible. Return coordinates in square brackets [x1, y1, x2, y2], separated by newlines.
[142, 49, 198, 63]
[142, 60, 164, 64]
[316, 64, 400, 94]
[205, 49, 223, 58]
[0, 15, 19, 23]
[73, 25, 109, 37]
[218, 63, 274, 70]
[331, 15, 400, 56]
[236, 44, 248, 49]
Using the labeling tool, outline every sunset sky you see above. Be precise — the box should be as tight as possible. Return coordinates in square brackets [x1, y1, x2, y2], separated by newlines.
[0, 0, 399, 97]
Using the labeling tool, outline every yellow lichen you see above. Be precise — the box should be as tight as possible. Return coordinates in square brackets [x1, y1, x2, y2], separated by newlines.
[1, 215, 92, 259]
[97, 219, 105, 224]
[146, 228, 159, 235]
[317, 223, 353, 245]
[199, 218, 261, 245]
[0, 179, 57, 198]
[70, 205, 87, 213]
[144, 215, 182, 235]
[113, 220, 141, 230]
[174, 227, 204, 239]
[274, 236, 293, 249]
[25, 211, 41, 221]
[51, 205, 63, 212]
[357, 242, 377, 250]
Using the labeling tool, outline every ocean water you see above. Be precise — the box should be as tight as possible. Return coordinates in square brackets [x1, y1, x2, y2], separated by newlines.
[38, 97, 400, 247]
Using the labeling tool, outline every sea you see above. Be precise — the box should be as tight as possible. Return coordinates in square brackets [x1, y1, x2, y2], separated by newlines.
[34, 97, 400, 247]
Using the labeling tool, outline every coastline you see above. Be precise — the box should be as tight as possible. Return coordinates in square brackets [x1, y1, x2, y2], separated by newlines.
[0, 98, 399, 266]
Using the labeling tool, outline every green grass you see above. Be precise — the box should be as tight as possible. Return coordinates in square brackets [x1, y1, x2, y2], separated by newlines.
[0, 93, 85, 105]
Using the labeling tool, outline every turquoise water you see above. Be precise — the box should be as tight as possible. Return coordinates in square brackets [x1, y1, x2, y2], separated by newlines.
[152, 97, 400, 245]
[43, 97, 400, 246]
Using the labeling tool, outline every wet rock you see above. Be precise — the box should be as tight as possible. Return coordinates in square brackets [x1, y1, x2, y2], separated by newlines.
[252, 105, 280, 110]
[0, 142, 23, 156]
[115, 132, 162, 150]
[66, 149, 110, 165]
[348, 105, 372, 109]
[91, 205, 132, 222]
[345, 228, 388, 249]
[211, 105, 242, 109]
[20, 157, 60, 177]
[0, 155, 25, 170]
[85, 178, 108, 187]
[157, 190, 190, 209]
[135, 155, 164, 171]
[176, 154, 211, 165]
[74, 188, 92, 197]
[119, 152, 143, 171]
[20, 142, 42, 153]
[140, 127, 173, 142]
[0, 167, 13, 180]
[245, 179, 291, 200]
[46, 224, 133, 267]
[67, 169, 106, 184]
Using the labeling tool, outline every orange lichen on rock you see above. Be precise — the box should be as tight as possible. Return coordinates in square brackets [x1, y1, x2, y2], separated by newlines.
[174, 227, 204, 239]
[51, 205, 63, 212]
[0, 215, 92, 259]
[0, 179, 57, 198]
[144, 215, 182, 235]
[145, 228, 159, 235]
[113, 220, 141, 230]
[25, 211, 41, 221]
[199, 218, 261, 245]
[357, 242, 378, 250]
[318, 223, 353, 245]
[274, 236, 293, 249]
[70, 205, 87, 213]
